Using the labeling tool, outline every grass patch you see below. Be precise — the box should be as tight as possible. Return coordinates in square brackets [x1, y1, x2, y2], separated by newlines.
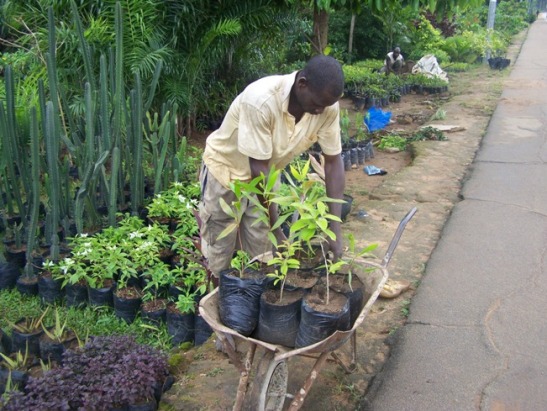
[400, 299, 411, 317]
[0, 288, 172, 350]
[206, 367, 224, 377]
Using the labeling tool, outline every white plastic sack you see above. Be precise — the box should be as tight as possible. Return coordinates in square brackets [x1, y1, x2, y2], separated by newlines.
[411, 55, 449, 83]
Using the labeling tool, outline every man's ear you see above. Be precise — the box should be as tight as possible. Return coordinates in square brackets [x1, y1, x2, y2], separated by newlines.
[296, 75, 308, 90]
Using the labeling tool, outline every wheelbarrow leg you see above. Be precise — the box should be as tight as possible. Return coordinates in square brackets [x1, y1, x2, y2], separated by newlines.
[330, 332, 358, 374]
[287, 351, 330, 411]
[233, 342, 257, 411]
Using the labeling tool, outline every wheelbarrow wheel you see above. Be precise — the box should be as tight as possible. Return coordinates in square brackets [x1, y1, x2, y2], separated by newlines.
[244, 350, 288, 411]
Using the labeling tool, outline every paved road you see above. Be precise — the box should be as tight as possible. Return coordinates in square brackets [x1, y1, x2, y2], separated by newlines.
[361, 14, 547, 411]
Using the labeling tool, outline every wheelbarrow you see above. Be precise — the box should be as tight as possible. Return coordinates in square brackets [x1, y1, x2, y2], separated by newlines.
[199, 207, 417, 411]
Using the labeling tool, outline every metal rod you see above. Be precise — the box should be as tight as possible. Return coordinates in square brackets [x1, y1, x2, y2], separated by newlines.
[233, 343, 257, 411]
[287, 352, 330, 411]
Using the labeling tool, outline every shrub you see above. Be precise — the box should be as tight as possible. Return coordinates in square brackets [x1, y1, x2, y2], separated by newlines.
[408, 15, 448, 62]
[445, 62, 472, 72]
[441, 31, 483, 63]
[1, 335, 169, 410]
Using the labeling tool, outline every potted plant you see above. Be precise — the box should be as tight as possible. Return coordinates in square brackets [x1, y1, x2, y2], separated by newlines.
[145, 181, 200, 233]
[166, 287, 199, 346]
[329, 234, 378, 326]
[0, 261, 21, 292]
[215, 173, 277, 336]
[166, 262, 212, 345]
[8, 309, 49, 356]
[140, 261, 172, 325]
[78, 230, 121, 307]
[273, 159, 343, 272]
[39, 308, 77, 364]
[255, 239, 305, 347]
[269, 160, 352, 348]
[3, 223, 26, 269]
[1, 335, 169, 410]
[0, 347, 33, 394]
[112, 265, 143, 324]
[47, 256, 88, 308]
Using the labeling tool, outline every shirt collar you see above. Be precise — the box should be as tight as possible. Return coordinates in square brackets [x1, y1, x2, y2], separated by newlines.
[282, 71, 298, 113]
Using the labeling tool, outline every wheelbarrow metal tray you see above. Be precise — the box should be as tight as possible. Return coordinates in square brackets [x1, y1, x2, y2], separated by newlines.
[198, 259, 388, 358]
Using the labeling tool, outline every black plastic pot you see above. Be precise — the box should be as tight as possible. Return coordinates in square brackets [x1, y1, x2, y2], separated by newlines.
[166, 305, 195, 346]
[0, 328, 12, 355]
[87, 284, 114, 307]
[218, 268, 270, 336]
[141, 300, 167, 325]
[38, 274, 64, 305]
[295, 287, 350, 348]
[38, 331, 75, 364]
[15, 276, 39, 296]
[341, 194, 353, 222]
[329, 273, 365, 327]
[357, 147, 366, 165]
[342, 150, 352, 171]
[0, 261, 21, 290]
[255, 288, 303, 348]
[113, 289, 142, 324]
[65, 282, 88, 308]
[11, 324, 43, 356]
[128, 398, 158, 411]
[3, 247, 26, 269]
[350, 148, 358, 166]
[0, 368, 29, 393]
[194, 313, 213, 346]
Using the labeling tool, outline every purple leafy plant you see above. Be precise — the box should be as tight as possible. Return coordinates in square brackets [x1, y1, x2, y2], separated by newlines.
[1, 335, 169, 410]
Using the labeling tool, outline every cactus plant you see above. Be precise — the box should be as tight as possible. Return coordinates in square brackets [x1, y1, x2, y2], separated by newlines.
[24, 107, 41, 278]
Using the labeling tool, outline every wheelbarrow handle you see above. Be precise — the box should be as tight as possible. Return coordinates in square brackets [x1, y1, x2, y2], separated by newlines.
[381, 207, 417, 268]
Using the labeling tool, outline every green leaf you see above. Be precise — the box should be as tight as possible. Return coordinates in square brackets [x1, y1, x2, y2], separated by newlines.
[347, 233, 356, 253]
[324, 228, 336, 241]
[216, 222, 237, 240]
[271, 214, 289, 230]
[317, 201, 327, 214]
[290, 219, 308, 233]
[265, 167, 281, 193]
[317, 218, 328, 232]
[218, 198, 236, 219]
[267, 232, 278, 249]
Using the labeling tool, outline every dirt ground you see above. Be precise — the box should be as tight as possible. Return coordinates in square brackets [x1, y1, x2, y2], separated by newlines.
[161, 31, 525, 411]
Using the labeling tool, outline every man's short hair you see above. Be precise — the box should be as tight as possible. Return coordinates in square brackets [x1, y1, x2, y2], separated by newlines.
[393, 47, 401, 53]
[301, 55, 344, 97]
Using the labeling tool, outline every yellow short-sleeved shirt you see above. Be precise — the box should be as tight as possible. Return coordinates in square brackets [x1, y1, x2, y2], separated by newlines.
[202, 71, 341, 188]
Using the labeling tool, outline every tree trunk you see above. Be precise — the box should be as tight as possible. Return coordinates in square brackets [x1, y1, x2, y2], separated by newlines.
[312, 6, 329, 55]
[348, 14, 356, 63]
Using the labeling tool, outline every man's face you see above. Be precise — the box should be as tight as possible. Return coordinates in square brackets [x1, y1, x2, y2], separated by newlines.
[393, 51, 400, 59]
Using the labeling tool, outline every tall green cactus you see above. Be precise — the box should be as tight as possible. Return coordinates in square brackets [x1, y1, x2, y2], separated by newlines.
[1, 67, 28, 222]
[129, 89, 144, 214]
[143, 107, 177, 195]
[74, 150, 109, 233]
[24, 107, 41, 278]
[70, 0, 95, 95]
[44, 101, 61, 256]
[108, 147, 121, 227]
